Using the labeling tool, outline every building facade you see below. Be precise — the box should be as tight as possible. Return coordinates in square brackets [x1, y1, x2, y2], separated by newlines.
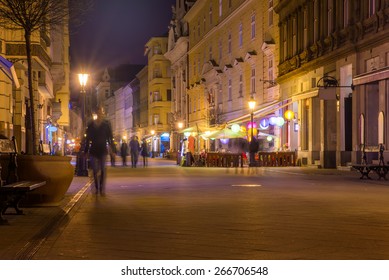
[165, 0, 196, 153]
[275, 0, 389, 167]
[0, 12, 70, 154]
[144, 37, 172, 156]
[183, 0, 280, 153]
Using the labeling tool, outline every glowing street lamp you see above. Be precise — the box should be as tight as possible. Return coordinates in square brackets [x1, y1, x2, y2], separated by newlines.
[78, 73, 89, 131]
[248, 96, 256, 141]
[75, 73, 89, 177]
[248, 96, 256, 167]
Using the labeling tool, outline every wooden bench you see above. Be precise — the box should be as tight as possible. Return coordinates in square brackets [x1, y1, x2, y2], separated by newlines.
[352, 144, 388, 180]
[0, 137, 46, 225]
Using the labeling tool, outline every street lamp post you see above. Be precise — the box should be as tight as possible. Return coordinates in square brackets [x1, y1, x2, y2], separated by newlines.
[75, 73, 89, 176]
[248, 96, 256, 167]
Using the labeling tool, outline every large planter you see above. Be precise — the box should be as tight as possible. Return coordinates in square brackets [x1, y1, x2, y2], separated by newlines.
[17, 155, 74, 206]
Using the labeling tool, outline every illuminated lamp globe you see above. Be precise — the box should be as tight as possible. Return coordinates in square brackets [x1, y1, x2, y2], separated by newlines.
[266, 135, 273, 142]
[231, 124, 240, 133]
[269, 116, 278, 125]
[275, 117, 285, 127]
[284, 110, 294, 121]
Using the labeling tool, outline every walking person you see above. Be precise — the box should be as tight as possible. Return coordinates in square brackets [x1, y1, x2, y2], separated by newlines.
[129, 136, 140, 168]
[140, 139, 149, 167]
[84, 107, 114, 195]
[249, 136, 259, 167]
[120, 140, 128, 166]
[109, 143, 116, 167]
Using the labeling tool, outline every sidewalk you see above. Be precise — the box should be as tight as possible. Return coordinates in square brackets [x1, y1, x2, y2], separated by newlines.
[0, 175, 91, 260]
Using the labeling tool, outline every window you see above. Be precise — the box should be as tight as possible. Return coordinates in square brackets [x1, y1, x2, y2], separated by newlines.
[251, 67, 256, 94]
[153, 91, 161, 101]
[218, 40, 223, 62]
[239, 73, 243, 97]
[228, 32, 232, 54]
[343, 0, 349, 27]
[268, 0, 273, 26]
[209, 45, 213, 60]
[292, 17, 297, 54]
[153, 114, 160, 125]
[239, 23, 243, 48]
[314, 0, 318, 41]
[193, 58, 197, 76]
[228, 0, 232, 8]
[303, 8, 308, 48]
[197, 19, 200, 37]
[268, 56, 274, 82]
[193, 26, 196, 40]
[203, 15, 206, 32]
[327, 0, 333, 36]
[209, 5, 213, 25]
[283, 23, 287, 59]
[219, 0, 222, 17]
[167, 90, 171, 101]
[369, 0, 376, 17]
[251, 14, 256, 40]
[228, 78, 232, 100]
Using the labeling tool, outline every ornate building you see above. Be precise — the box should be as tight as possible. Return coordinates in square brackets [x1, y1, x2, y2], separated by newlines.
[144, 36, 172, 156]
[183, 0, 280, 152]
[275, 0, 389, 167]
[165, 0, 196, 152]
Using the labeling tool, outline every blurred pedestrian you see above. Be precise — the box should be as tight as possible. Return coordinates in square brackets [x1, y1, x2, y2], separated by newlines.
[120, 140, 128, 166]
[84, 107, 114, 195]
[249, 136, 259, 167]
[129, 136, 140, 168]
[140, 140, 149, 167]
[109, 143, 116, 167]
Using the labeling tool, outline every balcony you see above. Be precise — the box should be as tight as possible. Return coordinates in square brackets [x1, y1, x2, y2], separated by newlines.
[149, 100, 171, 109]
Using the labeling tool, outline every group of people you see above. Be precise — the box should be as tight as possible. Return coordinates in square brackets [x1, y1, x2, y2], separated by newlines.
[118, 136, 149, 168]
[84, 107, 149, 195]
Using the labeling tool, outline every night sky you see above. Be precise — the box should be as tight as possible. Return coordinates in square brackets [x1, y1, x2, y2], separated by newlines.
[70, 0, 176, 77]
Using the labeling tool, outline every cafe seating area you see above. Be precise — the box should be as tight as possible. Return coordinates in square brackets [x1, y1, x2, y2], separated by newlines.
[256, 151, 297, 167]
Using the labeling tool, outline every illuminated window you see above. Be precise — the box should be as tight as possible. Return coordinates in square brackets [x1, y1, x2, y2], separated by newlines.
[228, 78, 232, 101]
[239, 23, 243, 48]
[251, 67, 256, 94]
[251, 14, 256, 39]
[228, 32, 232, 54]
[268, 0, 273, 26]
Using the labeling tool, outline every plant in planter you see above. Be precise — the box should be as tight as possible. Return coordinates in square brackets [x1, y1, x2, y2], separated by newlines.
[0, 0, 92, 205]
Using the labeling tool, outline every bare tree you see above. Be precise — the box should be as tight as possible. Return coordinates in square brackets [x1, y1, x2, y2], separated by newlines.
[0, 0, 92, 154]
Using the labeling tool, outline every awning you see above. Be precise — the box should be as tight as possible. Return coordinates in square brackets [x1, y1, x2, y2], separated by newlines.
[179, 124, 212, 134]
[204, 127, 246, 139]
[0, 55, 20, 88]
[226, 100, 294, 124]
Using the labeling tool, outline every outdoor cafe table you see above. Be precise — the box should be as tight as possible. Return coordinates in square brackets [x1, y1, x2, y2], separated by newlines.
[205, 152, 242, 167]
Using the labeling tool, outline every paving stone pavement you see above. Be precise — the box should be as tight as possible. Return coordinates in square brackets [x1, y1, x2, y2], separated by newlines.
[1, 158, 389, 260]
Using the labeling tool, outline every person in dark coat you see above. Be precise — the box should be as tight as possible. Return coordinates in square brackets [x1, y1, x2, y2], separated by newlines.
[84, 107, 113, 195]
[129, 136, 140, 168]
[120, 140, 128, 166]
[140, 140, 149, 167]
[248, 136, 259, 167]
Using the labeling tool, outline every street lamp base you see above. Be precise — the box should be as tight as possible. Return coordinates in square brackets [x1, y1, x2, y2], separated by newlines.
[75, 152, 89, 176]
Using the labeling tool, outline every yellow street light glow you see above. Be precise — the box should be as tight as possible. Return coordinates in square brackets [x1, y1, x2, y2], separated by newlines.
[248, 97, 256, 110]
[284, 110, 294, 121]
[78, 73, 88, 87]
